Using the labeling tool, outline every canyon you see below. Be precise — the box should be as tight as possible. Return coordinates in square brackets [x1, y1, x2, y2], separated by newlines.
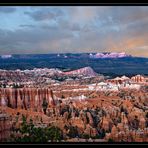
[0, 66, 147, 142]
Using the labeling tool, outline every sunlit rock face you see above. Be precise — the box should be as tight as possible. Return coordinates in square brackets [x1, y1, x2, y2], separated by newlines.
[131, 75, 146, 83]
[0, 112, 12, 142]
[64, 67, 97, 77]
[0, 88, 55, 111]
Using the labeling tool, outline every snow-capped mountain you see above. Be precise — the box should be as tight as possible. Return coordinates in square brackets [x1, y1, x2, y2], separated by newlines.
[89, 52, 131, 59]
[1, 55, 12, 59]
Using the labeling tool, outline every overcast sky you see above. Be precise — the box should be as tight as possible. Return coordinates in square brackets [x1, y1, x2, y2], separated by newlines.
[0, 6, 148, 57]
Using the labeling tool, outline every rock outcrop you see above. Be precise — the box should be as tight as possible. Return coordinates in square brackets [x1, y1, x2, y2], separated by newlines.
[131, 75, 146, 83]
[0, 88, 55, 112]
[64, 67, 97, 77]
[0, 111, 12, 142]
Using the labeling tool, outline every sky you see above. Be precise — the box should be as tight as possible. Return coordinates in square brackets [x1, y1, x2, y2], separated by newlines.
[0, 6, 148, 57]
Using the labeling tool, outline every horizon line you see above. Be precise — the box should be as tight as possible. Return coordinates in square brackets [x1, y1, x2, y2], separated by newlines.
[0, 52, 148, 58]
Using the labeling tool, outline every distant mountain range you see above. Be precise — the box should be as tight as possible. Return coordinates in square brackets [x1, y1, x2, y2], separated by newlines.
[1, 55, 12, 59]
[0, 52, 140, 59]
[0, 53, 147, 77]
[89, 52, 131, 59]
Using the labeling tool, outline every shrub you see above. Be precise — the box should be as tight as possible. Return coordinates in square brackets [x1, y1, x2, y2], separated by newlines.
[10, 116, 63, 142]
[108, 138, 114, 142]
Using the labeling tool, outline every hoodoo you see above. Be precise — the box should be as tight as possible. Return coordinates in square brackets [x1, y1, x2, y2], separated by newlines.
[0, 88, 55, 111]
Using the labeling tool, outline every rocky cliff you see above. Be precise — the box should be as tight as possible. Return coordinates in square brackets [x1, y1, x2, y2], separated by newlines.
[131, 75, 146, 83]
[0, 88, 55, 112]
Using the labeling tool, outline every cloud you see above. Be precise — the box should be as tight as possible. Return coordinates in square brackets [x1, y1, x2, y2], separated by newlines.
[0, 6, 148, 57]
[0, 7, 16, 13]
[19, 24, 36, 28]
[70, 7, 97, 23]
[24, 8, 64, 21]
[0, 25, 75, 54]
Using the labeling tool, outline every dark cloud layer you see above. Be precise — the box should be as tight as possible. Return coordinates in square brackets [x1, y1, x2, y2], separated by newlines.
[24, 8, 64, 21]
[0, 7, 16, 13]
